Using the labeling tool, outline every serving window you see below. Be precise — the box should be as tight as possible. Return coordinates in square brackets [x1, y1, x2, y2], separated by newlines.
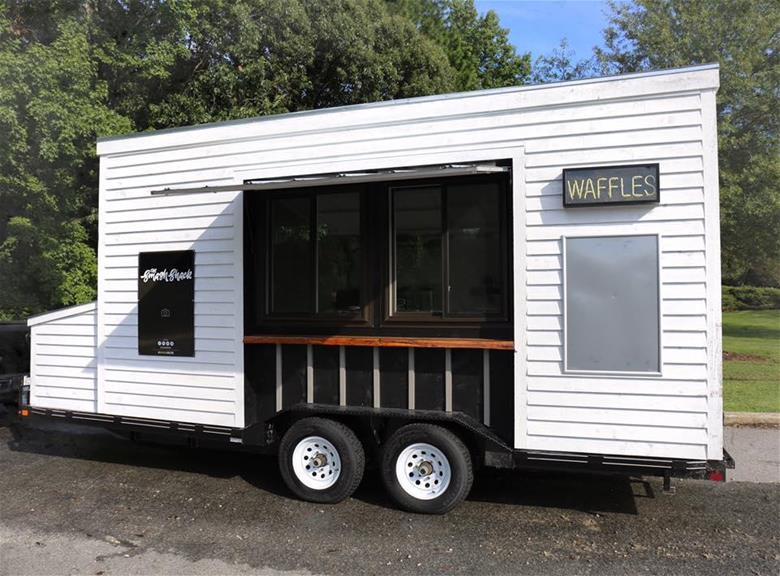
[391, 181, 506, 318]
[245, 173, 511, 338]
[269, 191, 363, 316]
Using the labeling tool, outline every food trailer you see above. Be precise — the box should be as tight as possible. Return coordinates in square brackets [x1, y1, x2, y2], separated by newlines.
[21, 64, 731, 513]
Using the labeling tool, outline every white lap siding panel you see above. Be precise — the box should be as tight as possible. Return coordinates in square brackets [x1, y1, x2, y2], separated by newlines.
[95, 65, 720, 457]
[28, 302, 97, 413]
[96, 176, 244, 428]
[520, 96, 718, 459]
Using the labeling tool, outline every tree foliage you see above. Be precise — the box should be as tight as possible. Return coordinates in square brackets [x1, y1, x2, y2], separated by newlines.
[531, 38, 599, 84]
[388, 0, 531, 90]
[0, 0, 530, 319]
[148, 0, 456, 126]
[0, 6, 132, 319]
[596, 0, 780, 285]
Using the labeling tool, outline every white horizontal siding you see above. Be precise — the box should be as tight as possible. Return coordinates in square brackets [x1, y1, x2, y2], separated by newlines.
[103, 347, 235, 366]
[101, 400, 235, 427]
[104, 252, 234, 268]
[36, 366, 96, 380]
[525, 436, 707, 460]
[526, 155, 703, 183]
[527, 376, 707, 396]
[103, 123, 703, 191]
[96, 135, 244, 426]
[518, 78, 715, 459]
[30, 306, 97, 413]
[102, 313, 235, 328]
[527, 406, 708, 428]
[104, 95, 702, 170]
[526, 362, 708, 380]
[103, 371, 235, 389]
[93, 65, 719, 456]
[527, 391, 707, 413]
[527, 345, 710, 363]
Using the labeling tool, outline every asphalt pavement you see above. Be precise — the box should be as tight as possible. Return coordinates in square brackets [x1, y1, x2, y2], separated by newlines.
[1, 404, 778, 576]
[724, 425, 780, 483]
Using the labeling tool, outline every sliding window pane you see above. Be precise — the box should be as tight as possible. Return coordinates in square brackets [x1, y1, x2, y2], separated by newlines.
[317, 192, 362, 314]
[394, 187, 442, 313]
[270, 197, 312, 313]
[447, 182, 503, 314]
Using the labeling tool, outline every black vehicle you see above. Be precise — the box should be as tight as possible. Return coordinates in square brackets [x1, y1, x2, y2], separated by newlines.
[0, 322, 29, 404]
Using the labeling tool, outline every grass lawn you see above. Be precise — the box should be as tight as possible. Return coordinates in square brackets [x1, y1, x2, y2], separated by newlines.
[722, 310, 780, 413]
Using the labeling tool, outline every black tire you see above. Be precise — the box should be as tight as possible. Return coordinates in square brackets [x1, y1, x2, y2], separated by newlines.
[380, 423, 473, 514]
[278, 417, 365, 504]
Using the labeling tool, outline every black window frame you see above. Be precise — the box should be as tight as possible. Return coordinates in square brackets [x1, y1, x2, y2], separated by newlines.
[386, 178, 510, 323]
[244, 172, 512, 339]
[246, 184, 373, 330]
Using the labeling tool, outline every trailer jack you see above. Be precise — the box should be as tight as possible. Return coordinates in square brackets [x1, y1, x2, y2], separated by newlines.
[662, 472, 676, 495]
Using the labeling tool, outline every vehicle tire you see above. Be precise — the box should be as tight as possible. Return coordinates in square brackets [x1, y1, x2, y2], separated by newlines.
[381, 423, 473, 514]
[278, 417, 365, 504]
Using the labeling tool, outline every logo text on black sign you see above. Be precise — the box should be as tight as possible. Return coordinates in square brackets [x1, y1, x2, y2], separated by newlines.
[140, 268, 193, 283]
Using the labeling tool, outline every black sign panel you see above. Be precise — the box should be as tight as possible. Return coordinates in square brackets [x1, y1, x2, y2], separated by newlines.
[138, 250, 194, 356]
[563, 164, 659, 207]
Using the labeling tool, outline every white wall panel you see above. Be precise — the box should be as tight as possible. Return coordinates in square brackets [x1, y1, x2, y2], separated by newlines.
[29, 303, 97, 412]
[514, 68, 718, 459]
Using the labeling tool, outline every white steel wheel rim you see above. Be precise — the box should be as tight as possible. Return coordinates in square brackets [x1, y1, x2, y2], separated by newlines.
[395, 442, 451, 500]
[292, 436, 342, 490]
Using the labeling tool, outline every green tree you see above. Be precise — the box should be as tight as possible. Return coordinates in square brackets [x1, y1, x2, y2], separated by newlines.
[596, 0, 780, 286]
[0, 0, 487, 318]
[531, 38, 599, 84]
[0, 8, 131, 319]
[150, 0, 455, 126]
[388, 0, 531, 90]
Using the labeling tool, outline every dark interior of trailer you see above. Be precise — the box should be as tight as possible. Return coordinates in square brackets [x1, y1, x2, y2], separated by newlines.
[243, 168, 515, 445]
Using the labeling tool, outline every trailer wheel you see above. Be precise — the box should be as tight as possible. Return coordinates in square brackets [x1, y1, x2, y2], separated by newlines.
[381, 423, 473, 514]
[278, 417, 365, 504]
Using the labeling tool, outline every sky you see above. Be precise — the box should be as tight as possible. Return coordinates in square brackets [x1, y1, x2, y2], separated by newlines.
[473, 0, 610, 61]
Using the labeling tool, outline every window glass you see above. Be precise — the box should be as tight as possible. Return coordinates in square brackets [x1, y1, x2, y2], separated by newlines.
[260, 175, 508, 327]
[447, 183, 502, 314]
[565, 235, 660, 373]
[393, 187, 442, 313]
[270, 197, 312, 313]
[317, 192, 362, 314]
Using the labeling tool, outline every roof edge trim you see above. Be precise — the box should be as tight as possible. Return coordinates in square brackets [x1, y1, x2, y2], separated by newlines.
[28, 301, 97, 327]
[97, 63, 719, 147]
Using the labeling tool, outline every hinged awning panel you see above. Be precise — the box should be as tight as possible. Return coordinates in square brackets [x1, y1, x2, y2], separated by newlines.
[150, 163, 509, 196]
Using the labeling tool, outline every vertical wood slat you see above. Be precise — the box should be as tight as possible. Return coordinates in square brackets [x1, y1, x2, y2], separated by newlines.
[445, 348, 453, 411]
[275, 344, 282, 412]
[372, 346, 380, 408]
[306, 344, 313, 403]
[408, 348, 415, 409]
[483, 349, 491, 426]
[338, 345, 346, 406]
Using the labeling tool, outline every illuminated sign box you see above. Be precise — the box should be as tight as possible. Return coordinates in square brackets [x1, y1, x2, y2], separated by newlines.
[563, 164, 660, 207]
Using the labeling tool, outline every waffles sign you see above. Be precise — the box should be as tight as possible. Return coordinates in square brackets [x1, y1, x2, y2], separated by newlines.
[563, 164, 660, 207]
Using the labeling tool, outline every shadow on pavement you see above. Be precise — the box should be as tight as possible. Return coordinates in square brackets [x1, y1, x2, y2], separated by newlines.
[2, 403, 648, 515]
